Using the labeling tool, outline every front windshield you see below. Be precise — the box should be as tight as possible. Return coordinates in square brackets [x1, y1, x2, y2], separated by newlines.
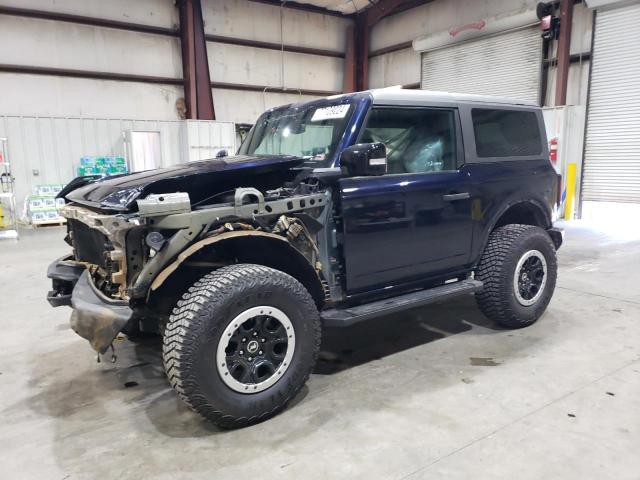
[239, 101, 355, 166]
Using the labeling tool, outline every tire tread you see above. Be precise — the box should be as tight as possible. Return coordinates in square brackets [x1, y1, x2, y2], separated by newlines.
[475, 224, 557, 328]
[162, 264, 321, 428]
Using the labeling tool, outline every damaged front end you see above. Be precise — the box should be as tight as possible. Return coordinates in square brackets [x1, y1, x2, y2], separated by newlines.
[69, 271, 132, 355]
[47, 179, 333, 357]
[47, 204, 141, 354]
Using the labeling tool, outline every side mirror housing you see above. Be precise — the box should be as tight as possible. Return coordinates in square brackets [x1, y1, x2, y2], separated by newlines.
[216, 149, 228, 158]
[340, 143, 387, 176]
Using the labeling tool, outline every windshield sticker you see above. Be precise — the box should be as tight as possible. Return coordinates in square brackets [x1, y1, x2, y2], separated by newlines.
[311, 105, 350, 122]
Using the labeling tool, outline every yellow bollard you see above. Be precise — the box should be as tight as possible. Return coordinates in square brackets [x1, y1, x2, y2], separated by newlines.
[564, 163, 577, 221]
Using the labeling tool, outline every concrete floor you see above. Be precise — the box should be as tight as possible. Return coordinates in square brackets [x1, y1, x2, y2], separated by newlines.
[1, 221, 639, 480]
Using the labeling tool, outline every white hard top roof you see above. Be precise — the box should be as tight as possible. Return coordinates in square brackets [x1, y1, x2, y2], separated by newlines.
[368, 87, 538, 107]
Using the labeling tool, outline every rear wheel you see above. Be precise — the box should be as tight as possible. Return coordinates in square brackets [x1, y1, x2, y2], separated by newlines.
[162, 264, 321, 428]
[475, 224, 557, 328]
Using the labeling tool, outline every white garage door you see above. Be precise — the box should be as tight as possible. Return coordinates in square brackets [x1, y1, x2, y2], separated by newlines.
[582, 3, 640, 204]
[421, 26, 542, 103]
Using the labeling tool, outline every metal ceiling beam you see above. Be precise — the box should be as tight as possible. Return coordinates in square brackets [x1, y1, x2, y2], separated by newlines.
[0, 6, 344, 61]
[205, 34, 344, 58]
[246, 0, 353, 18]
[0, 64, 184, 85]
[362, 0, 431, 27]
[178, 0, 215, 120]
[212, 82, 340, 96]
[0, 5, 179, 37]
[0, 64, 340, 96]
[369, 40, 412, 58]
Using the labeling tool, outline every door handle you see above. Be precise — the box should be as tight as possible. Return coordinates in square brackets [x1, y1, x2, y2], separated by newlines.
[443, 192, 470, 202]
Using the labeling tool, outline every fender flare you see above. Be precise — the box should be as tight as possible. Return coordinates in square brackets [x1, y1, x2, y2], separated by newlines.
[149, 230, 325, 306]
[474, 197, 551, 266]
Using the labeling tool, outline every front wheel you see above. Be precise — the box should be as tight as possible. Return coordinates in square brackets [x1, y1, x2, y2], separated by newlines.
[162, 264, 321, 428]
[475, 224, 558, 328]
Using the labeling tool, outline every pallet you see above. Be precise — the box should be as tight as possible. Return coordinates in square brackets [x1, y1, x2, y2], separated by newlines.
[31, 219, 67, 228]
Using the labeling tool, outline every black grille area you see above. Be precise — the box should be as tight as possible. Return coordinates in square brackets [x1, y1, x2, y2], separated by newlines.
[68, 219, 110, 267]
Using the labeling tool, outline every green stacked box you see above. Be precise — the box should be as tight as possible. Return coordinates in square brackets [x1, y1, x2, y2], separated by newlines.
[28, 184, 67, 224]
[77, 156, 128, 177]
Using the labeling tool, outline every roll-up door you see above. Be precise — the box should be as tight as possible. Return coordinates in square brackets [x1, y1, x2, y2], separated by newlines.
[421, 26, 542, 103]
[582, 3, 640, 204]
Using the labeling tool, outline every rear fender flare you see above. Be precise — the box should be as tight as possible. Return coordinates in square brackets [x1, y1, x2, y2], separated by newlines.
[474, 198, 551, 265]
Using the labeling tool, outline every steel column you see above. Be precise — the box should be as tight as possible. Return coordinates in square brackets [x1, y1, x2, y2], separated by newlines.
[178, 0, 215, 120]
[350, 0, 432, 92]
[555, 0, 574, 106]
[355, 16, 370, 91]
[343, 25, 357, 92]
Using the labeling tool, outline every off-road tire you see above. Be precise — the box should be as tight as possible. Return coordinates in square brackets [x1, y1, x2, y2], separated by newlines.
[162, 264, 321, 428]
[475, 224, 557, 328]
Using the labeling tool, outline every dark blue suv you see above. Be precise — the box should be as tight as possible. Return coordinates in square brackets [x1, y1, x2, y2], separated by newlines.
[47, 88, 563, 428]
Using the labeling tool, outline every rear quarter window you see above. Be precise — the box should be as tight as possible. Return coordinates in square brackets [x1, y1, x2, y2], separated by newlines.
[471, 108, 542, 158]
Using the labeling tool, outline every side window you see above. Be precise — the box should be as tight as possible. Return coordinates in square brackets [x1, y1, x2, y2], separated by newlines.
[359, 108, 458, 174]
[471, 108, 542, 157]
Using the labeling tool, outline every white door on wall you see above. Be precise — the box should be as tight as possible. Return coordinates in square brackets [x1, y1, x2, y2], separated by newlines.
[582, 2, 640, 205]
[126, 131, 162, 173]
[421, 26, 542, 103]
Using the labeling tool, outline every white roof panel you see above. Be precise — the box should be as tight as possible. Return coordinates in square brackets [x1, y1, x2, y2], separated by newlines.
[369, 87, 538, 107]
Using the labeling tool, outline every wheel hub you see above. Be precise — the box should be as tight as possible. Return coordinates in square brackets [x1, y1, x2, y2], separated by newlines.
[246, 340, 259, 354]
[216, 306, 295, 393]
[513, 250, 547, 306]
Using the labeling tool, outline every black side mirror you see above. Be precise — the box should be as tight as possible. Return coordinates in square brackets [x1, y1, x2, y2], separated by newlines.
[340, 142, 387, 176]
[216, 149, 228, 158]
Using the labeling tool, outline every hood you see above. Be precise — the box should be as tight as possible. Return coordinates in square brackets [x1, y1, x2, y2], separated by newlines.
[65, 154, 305, 211]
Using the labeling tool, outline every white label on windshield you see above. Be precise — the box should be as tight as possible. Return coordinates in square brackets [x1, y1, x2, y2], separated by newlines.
[311, 104, 350, 122]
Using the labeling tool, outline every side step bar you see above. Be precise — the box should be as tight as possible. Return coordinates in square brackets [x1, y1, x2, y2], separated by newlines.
[321, 279, 483, 327]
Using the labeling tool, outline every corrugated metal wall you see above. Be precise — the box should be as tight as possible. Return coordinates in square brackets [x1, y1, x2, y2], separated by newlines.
[582, 2, 640, 204]
[0, 0, 183, 121]
[369, 0, 540, 90]
[0, 0, 349, 124]
[0, 116, 236, 212]
[421, 26, 542, 103]
[184, 120, 236, 162]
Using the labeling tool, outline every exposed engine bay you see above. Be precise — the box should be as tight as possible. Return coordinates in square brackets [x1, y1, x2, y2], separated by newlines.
[63, 179, 330, 299]
[49, 173, 341, 355]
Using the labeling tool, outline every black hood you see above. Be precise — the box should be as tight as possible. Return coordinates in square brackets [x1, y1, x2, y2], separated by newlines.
[65, 154, 305, 211]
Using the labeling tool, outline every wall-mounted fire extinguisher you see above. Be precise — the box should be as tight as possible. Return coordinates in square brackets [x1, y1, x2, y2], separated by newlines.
[549, 137, 558, 164]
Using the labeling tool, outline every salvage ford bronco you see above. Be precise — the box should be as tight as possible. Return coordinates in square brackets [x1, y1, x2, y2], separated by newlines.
[47, 88, 563, 428]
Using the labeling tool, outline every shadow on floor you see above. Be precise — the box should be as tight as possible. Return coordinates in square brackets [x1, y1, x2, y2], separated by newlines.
[22, 294, 499, 448]
[316, 294, 499, 374]
[113, 294, 498, 379]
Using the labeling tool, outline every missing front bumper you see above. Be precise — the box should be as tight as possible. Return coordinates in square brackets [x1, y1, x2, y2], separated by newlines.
[47, 257, 132, 354]
[46, 255, 86, 307]
[70, 271, 133, 354]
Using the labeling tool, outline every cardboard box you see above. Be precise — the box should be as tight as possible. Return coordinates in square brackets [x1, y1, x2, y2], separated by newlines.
[28, 197, 46, 211]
